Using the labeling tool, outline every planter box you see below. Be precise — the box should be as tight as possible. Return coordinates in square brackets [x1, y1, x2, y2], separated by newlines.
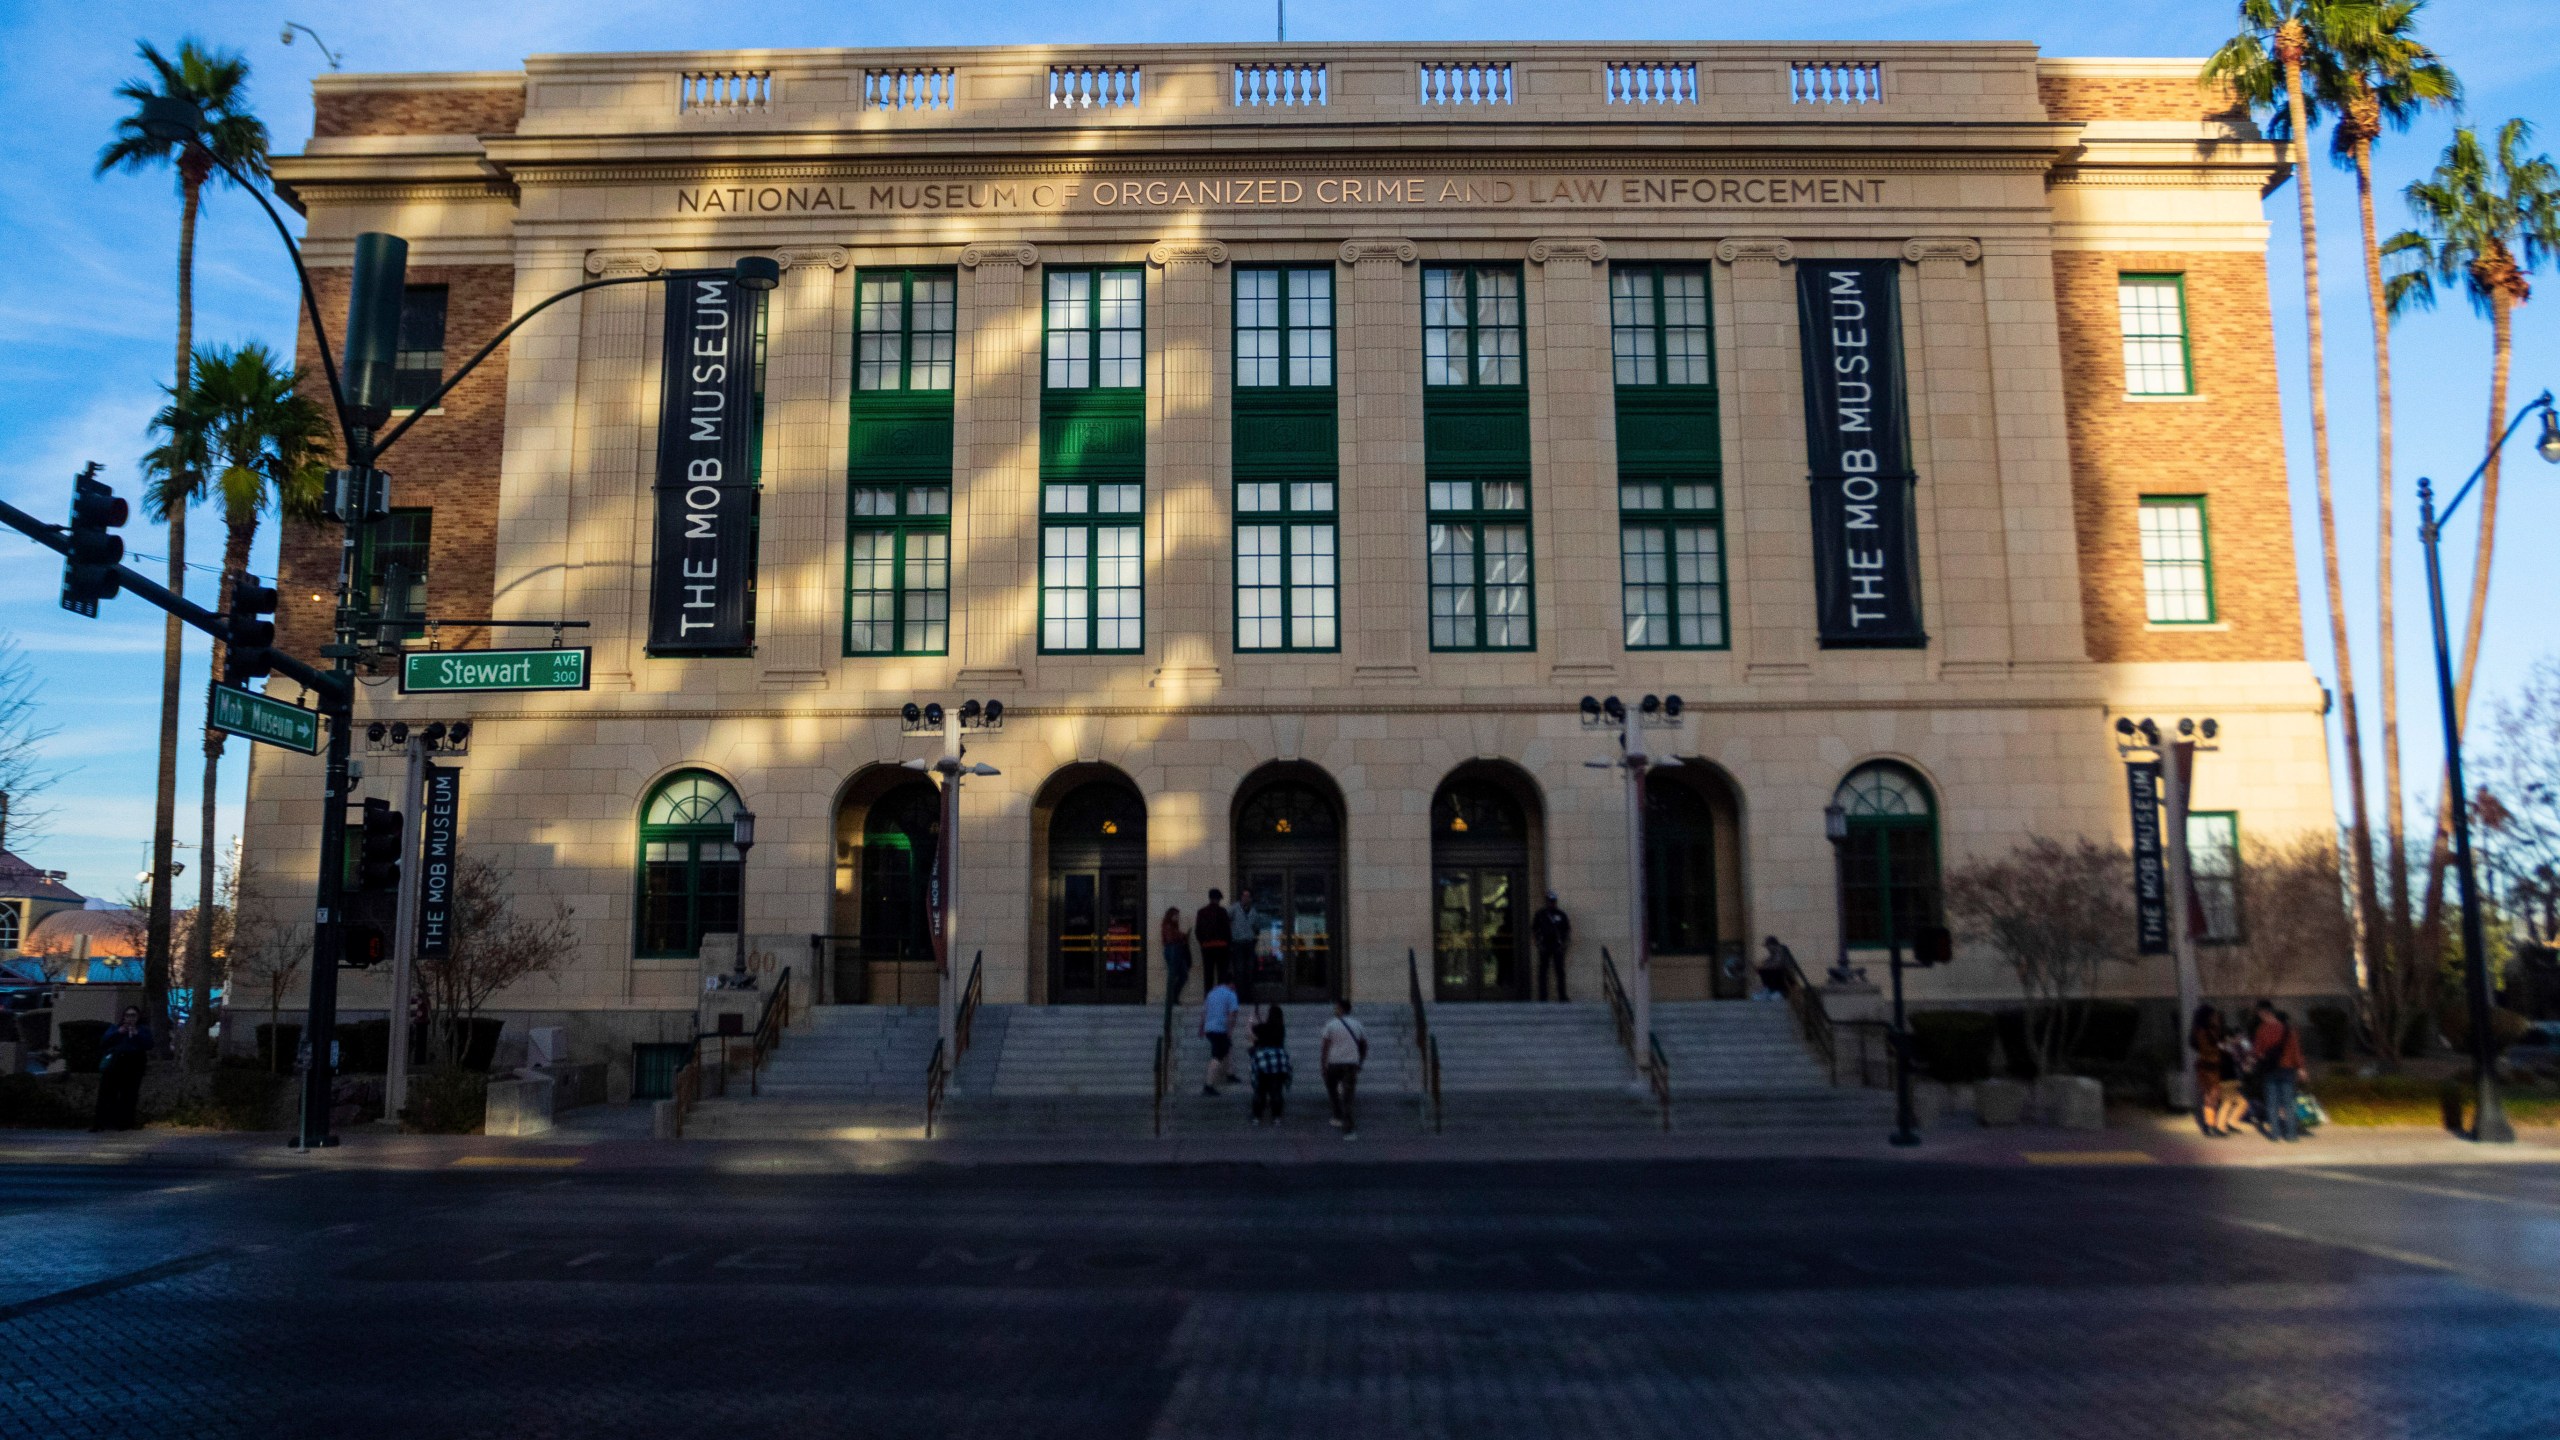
[2034, 1075, 2107, 1131]
[1977, 1078, 2030, 1127]
[483, 1075, 556, 1137]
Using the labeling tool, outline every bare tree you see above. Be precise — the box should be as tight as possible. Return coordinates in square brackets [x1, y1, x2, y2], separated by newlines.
[1945, 837, 2139, 1078]
[415, 856, 576, 1067]
[0, 638, 60, 851]
[2204, 830, 2359, 1001]
[224, 870, 307, 1074]
[2477, 657, 2560, 951]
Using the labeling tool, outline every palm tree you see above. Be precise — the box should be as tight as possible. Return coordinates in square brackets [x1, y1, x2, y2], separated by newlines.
[97, 38, 269, 1047]
[2313, 1, 2459, 1056]
[144, 345, 328, 1068]
[2384, 119, 2560, 972]
[2207, 0, 2385, 1018]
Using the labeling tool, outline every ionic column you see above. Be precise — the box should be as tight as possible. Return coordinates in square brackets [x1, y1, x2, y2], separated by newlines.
[1717, 237, 1813, 680]
[1901, 237, 2011, 673]
[1149, 239, 1228, 694]
[757, 246, 850, 689]
[953, 242, 1039, 689]
[1337, 237, 1423, 684]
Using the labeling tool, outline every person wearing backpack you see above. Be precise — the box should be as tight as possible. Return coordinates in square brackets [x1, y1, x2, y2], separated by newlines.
[1319, 998, 1368, 1140]
[1249, 1004, 1292, 1125]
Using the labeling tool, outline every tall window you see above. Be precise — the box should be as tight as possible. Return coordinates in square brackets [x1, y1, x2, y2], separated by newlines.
[637, 772, 744, 958]
[2138, 496, 2216, 624]
[2118, 274, 2194, 396]
[1234, 267, 1339, 652]
[1834, 763, 1940, 950]
[1041, 481, 1143, 653]
[1619, 480, 1725, 649]
[846, 486, 950, 654]
[393, 285, 448, 410]
[1423, 266, 1524, 387]
[1236, 479, 1339, 651]
[847, 268, 957, 656]
[1611, 267, 1712, 385]
[2188, 811, 2242, 943]
[1428, 478, 1533, 650]
[855, 270, 956, 391]
[354, 508, 430, 630]
[1045, 268, 1145, 390]
[0, 901, 19, 952]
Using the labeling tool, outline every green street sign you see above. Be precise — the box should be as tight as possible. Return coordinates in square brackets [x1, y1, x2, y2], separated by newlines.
[208, 682, 322, 755]
[400, 647, 591, 694]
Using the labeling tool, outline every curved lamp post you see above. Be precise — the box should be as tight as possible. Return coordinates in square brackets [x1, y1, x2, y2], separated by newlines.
[140, 92, 779, 1150]
[2419, 388, 2560, 1145]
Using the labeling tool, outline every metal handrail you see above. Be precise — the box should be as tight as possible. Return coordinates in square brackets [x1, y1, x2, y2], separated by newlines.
[1408, 948, 1442, 1133]
[1153, 1032, 1172, 1138]
[1646, 1031, 1672, 1131]
[1599, 947, 1636, 1058]
[924, 1036, 948, 1138]
[955, 950, 984, 1061]
[1776, 950, 1839, 1081]
[747, 965, 793, 1097]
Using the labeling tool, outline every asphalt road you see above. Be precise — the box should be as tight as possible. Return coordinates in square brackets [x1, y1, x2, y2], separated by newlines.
[3, 1153, 2556, 1439]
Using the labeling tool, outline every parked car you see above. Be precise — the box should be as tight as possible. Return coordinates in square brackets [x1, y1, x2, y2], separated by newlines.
[2505, 1021, 2560, 1080]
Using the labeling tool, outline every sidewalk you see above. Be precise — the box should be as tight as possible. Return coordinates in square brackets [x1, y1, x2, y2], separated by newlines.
[4, 1107, 2554, 1174]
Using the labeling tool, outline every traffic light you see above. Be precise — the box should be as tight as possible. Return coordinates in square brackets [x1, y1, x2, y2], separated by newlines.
[357, 797, 404, 893]
[341, 922, 388, 968]
[60, 465, 128, 616]
[222, 575, 280, 686]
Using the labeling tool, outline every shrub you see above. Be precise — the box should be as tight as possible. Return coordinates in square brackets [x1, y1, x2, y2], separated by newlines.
[156, 1070, 291, 1131]
[2308, 1004, 2354, 1061]
[403, 1066, 487, 1134]
[0, 1075, 89, 1128]
[2069, 1001, 2142, 1065]
[1911, 1011, 1997, 1083]
[336, 1019, 391, 1074]
[253, 1023, 302, 1072]
[57, 1021, 108, 1074]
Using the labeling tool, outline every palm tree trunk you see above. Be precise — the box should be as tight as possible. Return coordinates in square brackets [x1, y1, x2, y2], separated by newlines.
[187, 512, 255, 1071]
[2417, 291, 2516, 981]
[2283, 49, 2385, 1023]
[2353, 133, 2415, 1059]
[145, 173, 201, 1053]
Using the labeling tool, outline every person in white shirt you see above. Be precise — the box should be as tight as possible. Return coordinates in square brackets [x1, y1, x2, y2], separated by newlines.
[1318, 997, 1368, 1140]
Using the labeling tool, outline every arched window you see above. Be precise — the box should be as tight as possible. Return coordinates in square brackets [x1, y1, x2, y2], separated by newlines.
[1833, 762, 1939, 950]
[0, 902, 19, 952]
[638, 771, 744, 957]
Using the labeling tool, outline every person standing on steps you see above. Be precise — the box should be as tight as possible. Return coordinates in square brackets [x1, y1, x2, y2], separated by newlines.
[1320, 997, 1368, 1140]
[1161, 906, 1193, 1005]
[1531, 891, 1572, 1003]
[1249, 1004, 1291, 1125]
[1201, 975, 1241, 1095]
[1195, 889, 1233, 990]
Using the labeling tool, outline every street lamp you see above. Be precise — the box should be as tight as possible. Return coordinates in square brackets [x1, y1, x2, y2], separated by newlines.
[730, 808, 758, 979]
[903, 700, 1004, 1063]
[144, 93, 784, 1151]
[1581, 693, 1682, 1085]
[2417, 387, 2559, 1145]
[2113, 714, 2217, 1111]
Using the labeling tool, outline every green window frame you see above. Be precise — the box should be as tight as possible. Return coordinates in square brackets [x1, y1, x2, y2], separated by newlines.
[636, 771, 744, 959]
[1422, 265, 1524, 387]
[1427, 478, 1534, 650]
[1610, 265, 1714, 386]
[855, 269, 957, 392]
[354, 507, 431, 634]
[2187, 811, 2243, 944]
[1234, 479, 1339, 652]
[1235, 266, 1334, 388]
[1040, 481, 1144, 654]
[2138, 496, 2217, 624]
[1619, 480, 1727, 649]
[845, 484, 950, 655]
[1834, 763, 1941, 951]
[2117, 273, 2194, 396]
[1045, 266, 1146, 391]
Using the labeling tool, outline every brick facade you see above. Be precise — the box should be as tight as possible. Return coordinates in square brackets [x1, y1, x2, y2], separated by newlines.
[2037, 73, 2248, 126]
[311, 85, 523, 139]
[279, 264, 515, 656]
[2053, 250, 2302, 663]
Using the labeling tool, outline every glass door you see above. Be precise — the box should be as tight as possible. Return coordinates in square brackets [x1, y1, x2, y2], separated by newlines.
[1237, 864, 1338, 1002]
[1434, 867, 1523, 1001]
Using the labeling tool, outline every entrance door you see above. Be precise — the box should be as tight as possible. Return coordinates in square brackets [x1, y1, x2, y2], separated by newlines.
[1048, 778, 1147, 1004]
[1433, 867, 1524, 1000]
[856, 780, 939, 1004]
[1234, 774, 1344, 1003]
[1429, 772, 1535, 1001]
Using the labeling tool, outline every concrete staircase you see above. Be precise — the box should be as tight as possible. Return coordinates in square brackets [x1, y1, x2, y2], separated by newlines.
[1156, 1002, 1431, 1136]
[683, 1004, 940, 1139]
[1423, 1003, 1661, 1132]
[1651, 1000, 1898, 1129]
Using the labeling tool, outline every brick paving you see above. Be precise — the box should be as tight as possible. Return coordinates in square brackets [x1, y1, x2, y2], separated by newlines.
[3, 1147, 2556, 1438]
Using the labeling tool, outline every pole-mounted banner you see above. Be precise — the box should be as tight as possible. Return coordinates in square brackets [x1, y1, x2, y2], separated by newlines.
[648, 270, 761, 654]
[1796, 259, 1925, 648]
[2126, 759, 2168, 955]
[417, 763, 459, 957]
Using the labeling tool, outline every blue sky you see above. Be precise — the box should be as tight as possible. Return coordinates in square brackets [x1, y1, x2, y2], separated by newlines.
[0, 0, 2554, 900]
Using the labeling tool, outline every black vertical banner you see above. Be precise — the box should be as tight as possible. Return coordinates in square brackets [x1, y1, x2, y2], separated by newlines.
[417, 763, 459, 959]
[1796, 259, 1925, 648]
[2126, 760, 2168, 955]
[648, 271, 760, 653]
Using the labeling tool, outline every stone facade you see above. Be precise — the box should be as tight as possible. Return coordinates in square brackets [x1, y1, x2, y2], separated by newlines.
[245, 43, 2346, 1062]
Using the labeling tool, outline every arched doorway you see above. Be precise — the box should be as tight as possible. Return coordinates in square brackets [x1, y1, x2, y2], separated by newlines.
[1430, 764, 1540, 1001]
[1645, 765, 1748, 999]
[830, 771, 940, 1004]
[1047, 775, 1148, 1004]
[1232, 765, 1345, 1003]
